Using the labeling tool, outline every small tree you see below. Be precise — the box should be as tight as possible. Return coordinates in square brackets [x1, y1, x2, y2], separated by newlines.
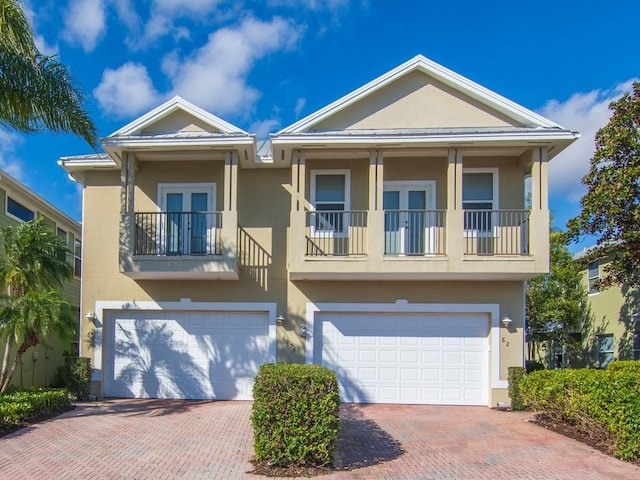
[526, 230, 589, 367]
[567, 82, 640, 289]
[0, 219, 75, 393]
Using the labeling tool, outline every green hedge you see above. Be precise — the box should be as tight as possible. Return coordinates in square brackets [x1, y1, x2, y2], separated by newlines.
[65, 356, 92, 400]
[607, 360, 640, 373]
[520, 369, 640, 460]
[251, 364, 340, 467]
[0, 387, 72, 433]
[507, 366, 526, 410]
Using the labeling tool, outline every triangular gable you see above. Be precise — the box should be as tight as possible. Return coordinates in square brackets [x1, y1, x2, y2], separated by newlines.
[279, 55, 562, 134]
[110, 96, 249, 137]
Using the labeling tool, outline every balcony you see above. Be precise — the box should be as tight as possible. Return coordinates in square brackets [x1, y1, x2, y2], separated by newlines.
[120, 210, 238, 280]
[289, 208, 546, 281]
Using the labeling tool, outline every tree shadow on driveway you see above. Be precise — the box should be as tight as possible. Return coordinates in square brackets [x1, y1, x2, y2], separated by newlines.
[67, 398, 215, 418]
[335, 404, 405, 470]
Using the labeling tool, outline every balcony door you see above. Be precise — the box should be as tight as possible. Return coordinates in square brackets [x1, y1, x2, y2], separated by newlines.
[159, 183, 216, 256]
[383, 181, 435, 255]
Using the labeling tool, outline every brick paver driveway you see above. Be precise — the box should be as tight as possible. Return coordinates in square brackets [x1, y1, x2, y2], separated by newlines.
[1, 400, 639, 479]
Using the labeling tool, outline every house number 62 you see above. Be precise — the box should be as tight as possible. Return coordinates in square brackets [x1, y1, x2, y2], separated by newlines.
[501, 337, 509, 347]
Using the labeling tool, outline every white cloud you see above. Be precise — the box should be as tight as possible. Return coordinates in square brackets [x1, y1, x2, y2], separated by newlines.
[294, 97, 306, 117]
[250, 118, 280, 139]
[0, 131, 26, 181]
[539, 79, 639, 202]
[93, 63, 161, 117]
[22, 1, 59, 56]
[63, 0, 106, 52]
[166, 16, 301, 116]
[267, 0, 350, 9]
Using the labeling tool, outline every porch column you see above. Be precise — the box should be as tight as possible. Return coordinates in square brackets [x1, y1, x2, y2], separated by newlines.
[529, 148, 550, 268]
[368, 150, 384, 263]
[119, 152, 135, 270]
[222, 151, 238, 258]
[290, 150, 306, 269]
[447, 149, 464, 262]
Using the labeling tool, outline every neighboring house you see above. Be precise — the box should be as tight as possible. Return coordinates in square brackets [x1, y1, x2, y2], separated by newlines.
[575, 250, 639, 367]
[59, 55, 579, 406]
[0, 170, 82, 388]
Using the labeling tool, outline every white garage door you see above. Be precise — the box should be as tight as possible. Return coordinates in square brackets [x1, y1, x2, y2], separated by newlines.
[103, 310, 270, 400]
[315, 312, 488, 405]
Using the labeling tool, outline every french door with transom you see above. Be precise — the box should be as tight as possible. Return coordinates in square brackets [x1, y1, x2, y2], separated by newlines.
[383, 181, 436, 255]
[159, 183, 216, 256]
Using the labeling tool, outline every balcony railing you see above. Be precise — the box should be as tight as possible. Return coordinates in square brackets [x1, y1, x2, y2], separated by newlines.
[463, 209, 530, 255]
[384, 209, 446, 255]
[134, 211, 222, 256]
[305, 210, 367, 256]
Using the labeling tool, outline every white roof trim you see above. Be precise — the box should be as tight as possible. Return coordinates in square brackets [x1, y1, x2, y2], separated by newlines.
[110, 96, 250, 137]
[279, 54, 563, 134]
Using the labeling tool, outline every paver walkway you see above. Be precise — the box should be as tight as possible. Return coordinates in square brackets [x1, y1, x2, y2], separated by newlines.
[1, 400, 639, 479]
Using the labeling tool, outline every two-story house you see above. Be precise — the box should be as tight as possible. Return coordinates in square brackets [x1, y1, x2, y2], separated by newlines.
[0, 169, 82, 388]
[60, 55, 579, 406]
[576, 250, 638, 367]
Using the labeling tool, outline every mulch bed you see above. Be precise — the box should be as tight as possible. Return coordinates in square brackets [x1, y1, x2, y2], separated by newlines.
[249, 460, 335, 478]
[529, 412, 640, 466]
[0, 406, 75, 438]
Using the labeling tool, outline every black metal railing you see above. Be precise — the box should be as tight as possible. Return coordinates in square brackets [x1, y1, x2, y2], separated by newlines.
[134, 211, 222, 256]
[305, 210, 367, 256]
[463, 209, 530, 255]
[384, 209, 446, 255]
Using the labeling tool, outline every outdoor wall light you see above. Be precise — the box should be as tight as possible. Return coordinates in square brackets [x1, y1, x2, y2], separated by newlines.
[502, 314, 512, 328]
[85, 312, 98, 323]
[276, 314, 286, 326]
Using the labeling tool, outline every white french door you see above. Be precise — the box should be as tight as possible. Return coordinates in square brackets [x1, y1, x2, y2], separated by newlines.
[159, 183, 216, 255]
[383, 181, 436, 255]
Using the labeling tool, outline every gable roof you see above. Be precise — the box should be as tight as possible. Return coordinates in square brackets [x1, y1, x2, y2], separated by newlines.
[278, 55, 563, 134]
[110, 96, 250, 137]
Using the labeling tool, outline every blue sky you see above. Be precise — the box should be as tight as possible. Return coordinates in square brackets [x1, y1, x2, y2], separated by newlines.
[3, 0, 639, 252]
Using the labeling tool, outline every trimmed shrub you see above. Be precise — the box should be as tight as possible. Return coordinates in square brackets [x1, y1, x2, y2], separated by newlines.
[0, 387, 72, 433]
[64, 357, 92, 400]
[607, 360, 640, 374]
[525, 359, 545, 373]
[507, 366, 527, 410]
[520, 368, 640, 460]
[251, 363, 340, 467]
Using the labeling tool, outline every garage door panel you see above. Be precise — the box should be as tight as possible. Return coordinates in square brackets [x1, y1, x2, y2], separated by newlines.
[104, 311, 269, 400]
[318, 312, 488, 405]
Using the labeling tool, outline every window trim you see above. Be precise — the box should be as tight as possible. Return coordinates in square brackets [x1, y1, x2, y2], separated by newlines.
[462, 168, 499, 237]
[74, 238, 82, 278]
[157, 183, 217, 213]
[310, 169, 350, 238]
[633, 332, 640, 361]
[5, 195, 36, 223]
[587, 260, 600, 295]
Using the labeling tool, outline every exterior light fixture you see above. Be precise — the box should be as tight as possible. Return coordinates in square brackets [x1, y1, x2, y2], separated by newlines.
[85, 312, 97, 322]
[276, 314, 285, 326]
[502, 314, 512, 328]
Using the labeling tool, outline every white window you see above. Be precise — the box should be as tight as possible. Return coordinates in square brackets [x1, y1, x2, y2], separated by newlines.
[6, 196, 35, 222]
[588, 260, 600, 294]
[156, 183, 216, 256]
[597, 334, 614, 368]
[462, 168, 498, 233]
[74, 239, 81, 277]
[310, 170, 350, 236]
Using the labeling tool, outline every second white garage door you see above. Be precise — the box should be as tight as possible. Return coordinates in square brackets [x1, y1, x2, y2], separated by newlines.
[103, 310, 270, 400]
[314, 312, 489, 405]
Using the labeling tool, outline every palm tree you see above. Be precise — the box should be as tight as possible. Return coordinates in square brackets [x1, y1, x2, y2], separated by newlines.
[0, 218, 74, 393]
[0, 0, 97, 148]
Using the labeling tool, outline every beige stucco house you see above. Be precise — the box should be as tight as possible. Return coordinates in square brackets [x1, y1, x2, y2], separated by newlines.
[60, 55, 579, 406]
